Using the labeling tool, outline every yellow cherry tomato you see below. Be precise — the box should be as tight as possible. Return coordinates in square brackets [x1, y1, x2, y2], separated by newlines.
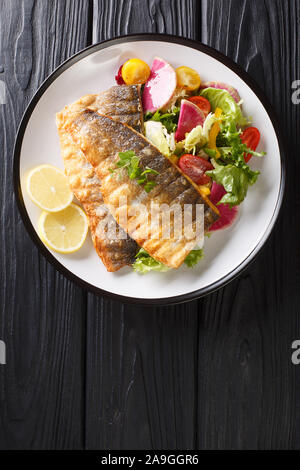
[176, 66, 201, 91]
[121, 58, 151, 85]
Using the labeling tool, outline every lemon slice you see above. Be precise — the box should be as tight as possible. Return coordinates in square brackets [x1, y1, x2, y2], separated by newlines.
[27, 164, 73, 212]
[38, 203, 88, 253]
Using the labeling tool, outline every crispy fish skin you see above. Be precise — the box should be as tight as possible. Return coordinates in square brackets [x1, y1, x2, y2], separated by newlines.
[67, 110, 219, 269]
[57, 127, 138, 271]
[58, 85, 143, 132]
[91, 85, 144, 131]
[56, 85, 142, 271]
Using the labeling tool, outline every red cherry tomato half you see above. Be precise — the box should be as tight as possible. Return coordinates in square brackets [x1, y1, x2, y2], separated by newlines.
[240, 127, 260, 163]
[179, 154, 214, 185]
[187, 96, 211, 116]
[115, 64, 125, 85]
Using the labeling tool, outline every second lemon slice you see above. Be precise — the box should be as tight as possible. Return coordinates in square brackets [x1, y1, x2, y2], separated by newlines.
[38, 203, 88, 254]
[27, 164, 73, 212]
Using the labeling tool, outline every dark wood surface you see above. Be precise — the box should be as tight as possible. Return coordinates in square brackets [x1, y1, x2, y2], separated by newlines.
[0, 0, 299, 450]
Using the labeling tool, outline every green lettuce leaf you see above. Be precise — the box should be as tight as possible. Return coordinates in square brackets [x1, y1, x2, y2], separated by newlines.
[144, 106, 180, 133]
[132, 248, 204, 274]
[207, 118, 262, 206]
[132, 249, 170, 274]
[184, 249, 204, 267]
[200, 88, 249, 126]
[207, 164, 258, 207]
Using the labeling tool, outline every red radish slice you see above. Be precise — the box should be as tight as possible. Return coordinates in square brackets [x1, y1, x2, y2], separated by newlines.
[210, 181, 227, 204]
[175, 99, 205, 141]
[209, 182, 238, 231]
[142, 57, 177, 113]
[200, 81, 241, 103]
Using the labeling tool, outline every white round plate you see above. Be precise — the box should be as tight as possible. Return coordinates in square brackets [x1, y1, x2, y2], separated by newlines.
[14, 35, 285, 304]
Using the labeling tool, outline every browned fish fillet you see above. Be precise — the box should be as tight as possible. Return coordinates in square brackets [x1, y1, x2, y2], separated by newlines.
[59, 85, 143, 132]
[65, 110, 219, 269]
[56, 85, 142, 271]
[57, 130, 138, 271]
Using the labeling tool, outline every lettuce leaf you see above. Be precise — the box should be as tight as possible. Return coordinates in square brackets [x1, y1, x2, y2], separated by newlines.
[132, 248, 204, 274]
[144, 121, 171, 156]
[132, 249, 170, 274]
[184, 248, 204, 267]
[205, 117, 262, 206]
[200, 87, 249, 126]
[207, 163, 258, 207]
[184, 125, 206, 153]
[202, 112, 219, 140]
[144, 106, 180, 133]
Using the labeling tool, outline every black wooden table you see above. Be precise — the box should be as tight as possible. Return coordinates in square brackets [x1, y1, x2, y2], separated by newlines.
[0, 0, 299, 450]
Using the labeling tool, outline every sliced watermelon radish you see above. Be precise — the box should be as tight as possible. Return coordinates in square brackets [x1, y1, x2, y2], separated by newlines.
[142, 57, 177, 113]
[200, 81, 241, 103]
[209, 182, 238, 231]
[175, 99, 205, 142]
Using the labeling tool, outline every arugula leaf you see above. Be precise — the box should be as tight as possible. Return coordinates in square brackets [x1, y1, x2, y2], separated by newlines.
[184, 249, 204, 267]
[110, 151, 158, 192]
[144, 107, 180, 133]
[132, 248, 204, 274]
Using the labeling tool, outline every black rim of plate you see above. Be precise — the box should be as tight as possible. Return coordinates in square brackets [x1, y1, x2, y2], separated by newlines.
[13, 34, 286, 306]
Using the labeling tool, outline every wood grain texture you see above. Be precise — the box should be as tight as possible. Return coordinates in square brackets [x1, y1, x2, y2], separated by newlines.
[0, 0, 92, 449]
[85, 298, 199, 449]
[199, 0, 300, 449]
[92, 0, 200, 42]
[86, 0, 201, 450]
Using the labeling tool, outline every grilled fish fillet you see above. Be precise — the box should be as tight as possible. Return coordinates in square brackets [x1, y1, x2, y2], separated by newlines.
[58, 85, 144, 133]
[65, 109, 220, 269]
[56, 85, 142, 271]
[57, 130, 138, 270]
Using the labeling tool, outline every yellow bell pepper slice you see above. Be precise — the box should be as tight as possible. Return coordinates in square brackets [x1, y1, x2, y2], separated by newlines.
[208, 107, 222, 158]
[168, 154, 179, 165]
[198, 185, 211, 196]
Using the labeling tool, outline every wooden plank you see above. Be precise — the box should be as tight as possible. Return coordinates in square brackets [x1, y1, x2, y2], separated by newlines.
[0, 0, 92, 449]
[85, 0, 201, 450]
[92, 0, 200, 42]
[198, 0, 300, 449]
